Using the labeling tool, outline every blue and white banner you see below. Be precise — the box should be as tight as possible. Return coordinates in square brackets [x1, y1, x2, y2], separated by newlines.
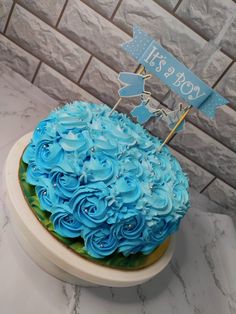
[122, 25, 228, 118]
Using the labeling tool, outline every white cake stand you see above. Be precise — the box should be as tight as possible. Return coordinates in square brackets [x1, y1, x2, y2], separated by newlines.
[3, 133, 175, 287]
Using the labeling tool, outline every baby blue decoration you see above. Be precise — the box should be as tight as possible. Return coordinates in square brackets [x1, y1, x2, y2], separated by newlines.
[122, 25, 229, 118]
[161, 105, 186, 132]
[131, 99, 155, 124]
[118, 72, 151, 98]
[23, 101, 190, 258]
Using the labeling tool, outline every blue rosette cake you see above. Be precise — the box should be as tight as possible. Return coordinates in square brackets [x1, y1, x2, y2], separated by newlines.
[19, 101, 190, 269]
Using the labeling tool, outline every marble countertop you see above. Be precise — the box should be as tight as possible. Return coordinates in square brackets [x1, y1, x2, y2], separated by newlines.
[0, 65, 236, 314]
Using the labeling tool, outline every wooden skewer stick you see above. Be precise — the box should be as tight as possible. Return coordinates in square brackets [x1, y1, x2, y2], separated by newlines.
[108, 64, 145, 116]
[158, 106, 192, 152]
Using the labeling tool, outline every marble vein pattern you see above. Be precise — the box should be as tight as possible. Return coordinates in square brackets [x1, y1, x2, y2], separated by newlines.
[0, 208, 235, 314]
[0, 65, 236, 314]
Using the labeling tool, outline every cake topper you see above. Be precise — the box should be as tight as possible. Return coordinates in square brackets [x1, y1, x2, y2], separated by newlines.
[111, 25, 229, 150]
[122, 25, 228, 118]
[118, 72, 151, 98]
[131, 98, 162, 124]
[161, 103, 186, 132]
[109, 64, 145, 116]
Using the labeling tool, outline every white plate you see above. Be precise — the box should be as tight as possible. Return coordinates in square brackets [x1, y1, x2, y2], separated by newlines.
[4, 133, 175, 287]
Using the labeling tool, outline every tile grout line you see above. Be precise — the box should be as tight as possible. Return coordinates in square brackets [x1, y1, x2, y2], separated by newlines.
[167, 142, 235, 189]
[13, 0, 235, 79]
[2, 22, 236, 155]
[2, 75, 235, 188]
[228, 103, 236, 112]
[30, 59, 235, 162]
[153, 100, 236, 174]
[55, 0, 68, 28]
[80, 0, 235, 62]
[31, 61, 42, 84]
[173, 0, 184, 13]
[2, 29, 97, 94]
[76, 86, 104, 104]
[1, 33, 79, 83]
[212, 60, 235, 88]
[153, 1, 235, 63]
[3, 18, 236, 157]
[1, 2, 234, 198]
[2, 32, 93, 93]
[152, 1, 175, 14]
[3, 1, 16, 34]
[156, 97, 236, 153]
[2, 21, 233, 119]
[145, 102, 236, 179]
[30, 63, 105, 106]
[199, 177, 217, 193]
[2, 28, 234, 123]
[11, 2, 123, 74]
[0, 32, 40, 62]
[218, 47, 235, 62]
[147, 122, 236, 189]
[110, 0, 123, 21]
[3, 3, 236, 157]
[171, 12, 235, 61]
[77, 55, 93, 84]
[182, 118, 236, 153]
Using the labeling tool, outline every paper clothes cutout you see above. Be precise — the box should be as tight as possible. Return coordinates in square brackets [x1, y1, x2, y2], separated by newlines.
[131, 99, 154, 124]
[131, 99, 163, 125]
[118, 72, 151, 98]
[161, 104, 186, 132]
[122, 25, 229, 118]
[131, 100, 186, 132]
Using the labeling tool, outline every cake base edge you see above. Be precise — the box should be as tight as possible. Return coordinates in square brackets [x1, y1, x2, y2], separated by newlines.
[3, 133, 175, 287]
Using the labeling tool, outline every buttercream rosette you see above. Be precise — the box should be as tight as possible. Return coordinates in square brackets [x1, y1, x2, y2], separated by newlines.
[22, 101, 190, 259]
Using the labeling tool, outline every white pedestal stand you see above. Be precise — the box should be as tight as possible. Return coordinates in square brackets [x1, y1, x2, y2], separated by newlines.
[4, 133, 175, 287]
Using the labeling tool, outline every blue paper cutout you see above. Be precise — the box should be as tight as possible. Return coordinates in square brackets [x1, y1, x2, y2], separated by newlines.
[131, 99, 155, 124]
[122, 25, 229, 118]
[197, 90, 228, 119]
[118, 72, 151, 98]
[122, 25, 153, 61]
[161, 106, 185, 132]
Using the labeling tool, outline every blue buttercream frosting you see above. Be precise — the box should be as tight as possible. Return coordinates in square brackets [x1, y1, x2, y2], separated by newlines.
[23, 101, 190, 258]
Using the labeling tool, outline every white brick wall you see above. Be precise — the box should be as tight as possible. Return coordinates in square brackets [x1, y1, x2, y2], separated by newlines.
[6, 4, 90, 81]
[176, 0, 236, 58]
[0, 0, 13, 32]
[0, 0, 235, 210]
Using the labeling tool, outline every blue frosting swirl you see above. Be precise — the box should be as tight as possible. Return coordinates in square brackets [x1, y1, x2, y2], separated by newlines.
[35, 178, 59, 212]
[83, 152, 117, 185]
[113, 211, 146, 241]
[142, 216, 180, 254]
[51, 204, 81, 238]
[35, 139, 64, 170]
[69, 183, 109, 228]
[115, 175, 141, 204]
[49, 168, 80, 199]
[23, 101, 190, 259]
[82, 227, 118, 259]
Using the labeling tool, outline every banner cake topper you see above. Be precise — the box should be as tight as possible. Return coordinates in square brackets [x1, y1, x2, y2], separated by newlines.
[122, 25, 229, 118]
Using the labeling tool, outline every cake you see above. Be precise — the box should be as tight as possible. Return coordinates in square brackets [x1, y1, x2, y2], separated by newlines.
[21, 101, 190, 265]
